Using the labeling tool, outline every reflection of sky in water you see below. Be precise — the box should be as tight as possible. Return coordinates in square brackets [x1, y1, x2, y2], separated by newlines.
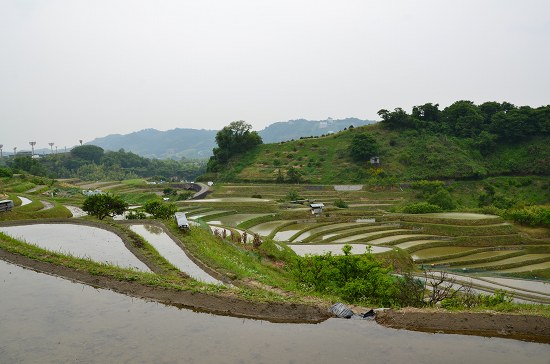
[1, 260, 548, 364]
[130, 224, 221, 285]
[0, 224, 150, 271]
[288, 244, 392, 256]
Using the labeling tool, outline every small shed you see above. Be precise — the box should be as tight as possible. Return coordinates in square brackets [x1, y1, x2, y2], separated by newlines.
[0, 199, 14, 212]
[310, 203, 325, 215]
[370, 156, 380, 166]
[174, 212, 190, 230]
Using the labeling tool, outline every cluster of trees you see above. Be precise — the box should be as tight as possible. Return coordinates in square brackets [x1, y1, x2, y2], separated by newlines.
[207, 121, 262, 172]
[5, 145, 206, 181]
[378, 101, 550, 153]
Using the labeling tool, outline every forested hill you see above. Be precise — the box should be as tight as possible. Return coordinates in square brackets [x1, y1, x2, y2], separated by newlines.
[203, 101, 550, 184]
[87, 118, 374, 159]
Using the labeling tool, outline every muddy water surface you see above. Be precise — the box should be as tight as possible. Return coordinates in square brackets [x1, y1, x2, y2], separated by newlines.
[0, 224, 150, 272]
[129, 224, 222, 285]
[1, 260, 549, 364]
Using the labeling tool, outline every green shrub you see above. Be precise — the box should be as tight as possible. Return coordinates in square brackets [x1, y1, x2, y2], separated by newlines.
[0, 167, 13, 177]
[402, 202, 441, 214]
[291, 245, 399, 306]
[144, 200, 178, 219]
[506, 205, 550, 227]
[333, 198, 348, 208]
[427, 188, 455, 210]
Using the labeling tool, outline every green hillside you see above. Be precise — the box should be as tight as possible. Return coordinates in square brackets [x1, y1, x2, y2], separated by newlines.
[203, 122, 550, 184]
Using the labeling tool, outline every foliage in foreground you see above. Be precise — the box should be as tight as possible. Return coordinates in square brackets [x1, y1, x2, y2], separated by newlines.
[291, 245, 400, 306]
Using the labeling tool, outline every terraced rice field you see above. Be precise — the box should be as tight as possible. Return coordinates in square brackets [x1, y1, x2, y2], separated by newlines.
[411, 247, 479, 261]
[175, 184, 549, 299]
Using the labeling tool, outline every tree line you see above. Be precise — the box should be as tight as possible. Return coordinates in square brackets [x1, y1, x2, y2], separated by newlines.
[377, 101, 549, 154]
[4, 145, 206, 181]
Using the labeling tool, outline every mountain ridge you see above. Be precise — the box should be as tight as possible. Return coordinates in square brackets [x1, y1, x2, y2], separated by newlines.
[88, 118, 375, 159]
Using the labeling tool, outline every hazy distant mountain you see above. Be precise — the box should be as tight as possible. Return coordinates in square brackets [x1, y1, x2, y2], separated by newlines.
[87, 118, 375, 159]
[88, 128, 218, 159]
[259, 118, 374, 143]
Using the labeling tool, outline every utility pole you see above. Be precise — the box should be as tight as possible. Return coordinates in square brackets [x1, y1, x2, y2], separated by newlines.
[0, 144, 3, 159]
[48, 142, 54, 154]
[29, 141, 36, 157]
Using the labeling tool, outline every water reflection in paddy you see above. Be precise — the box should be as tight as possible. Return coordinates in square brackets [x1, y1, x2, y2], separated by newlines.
[0, 224, 150, 272]
[288, 244, 393, 256]
[129, 224, 222, 285]
[1, 260, 548, 364]
[249, 220, 292, 236]
[17, 196, 32, 206]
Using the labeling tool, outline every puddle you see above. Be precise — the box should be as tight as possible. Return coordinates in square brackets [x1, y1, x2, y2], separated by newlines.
[3, 261, 547, 363]
[0, 224, 150, 272]
[287, 244, 393, 256]
[129, 224, 222, 285]
[17, 196, 32, 206]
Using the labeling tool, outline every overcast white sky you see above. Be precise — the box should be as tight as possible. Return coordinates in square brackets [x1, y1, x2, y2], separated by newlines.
[1, 0, 549, 151]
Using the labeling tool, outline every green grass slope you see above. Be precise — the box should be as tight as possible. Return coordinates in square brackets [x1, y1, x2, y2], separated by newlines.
[207, 123, 550, 184]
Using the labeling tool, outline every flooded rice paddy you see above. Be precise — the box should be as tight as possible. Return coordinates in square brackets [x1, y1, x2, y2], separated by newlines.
[394, 240, 448, 250]
[479, 277, 550, 295]
[187, 210, 230, 219]
[422, 212, 499, 220]
[64, 205, 87, 218]
[273, 223, 313, 241]
[411, 247, 479, 260]
[129, 224, 222, 285]
[364, 234, 437, 245]
[460, 254, 550, 269]
[0, 224, 150, 272]
[500, 261, 550, 273]
[439, 250, 521, 264]
[331, 229, 408, 243]
[208, 213, 271, 227]
[2, 260, 548, 364]
[17, 196, 32, 206]
[249, 220, 293, 236]
[188, 197, 271, 203]
[288, 244, 393, 256]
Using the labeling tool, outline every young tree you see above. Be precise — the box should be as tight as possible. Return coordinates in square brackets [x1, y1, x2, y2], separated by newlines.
[82, 194, 128, 220]
[207, 121, 262, 172]
[144, 200, 178, 219]
[349, 132, 379, 161]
